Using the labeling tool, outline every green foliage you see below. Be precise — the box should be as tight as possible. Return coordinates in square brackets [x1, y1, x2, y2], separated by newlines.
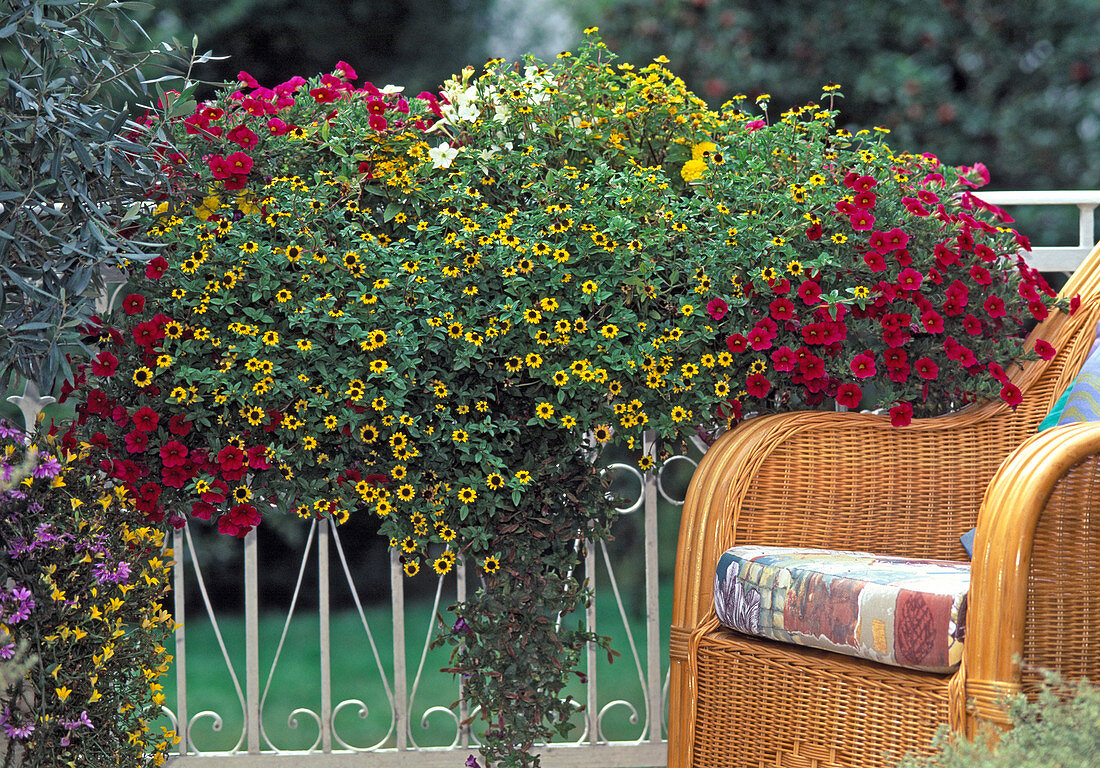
[67, 30, 1058, 767]
[0, 424, 177, 767]
[595, 0, 1100, 196]
[896, 671, 1100, 768]
[0, 0, 200, 394]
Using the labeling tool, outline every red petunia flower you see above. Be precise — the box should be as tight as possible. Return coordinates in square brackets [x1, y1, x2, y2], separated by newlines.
[999, 382, 1023, 409]
[133, 406, 159, 432]
[849, 352, 877, 378]
[310, 86, 339, 104]
[145, 257, 169, 280]
[227, 124, 259, 150]
[896, 268, 923, 291]
[805, 221, 823, 240]
[983, 295, 1006, 319]
[798, 352, 826, 380]
[746, 373, 771, 398]
[769, 297, 796, 321]
[217, 445, 247, 472]
[208, 154, 233, 179]
[160, 440, 189, 467]
[335, 60, 357, 80]
[836, 383, 862, 409]
[1034, 339, 1056, 360]
[161, 464, 190, 489]
[247, 446, 271, 470]
[124, 429, 149, 454]
[863, 251, 887, 271]
[849, 211, 876, 231]
[1029, 300, 1049, 321]
[706, 298, 728, 320]
[1070, 294, 1082, 315]
[853, 190, 876, 210]
[920, 310, 945, 334]
[726, 334, 748, 354]
[963, 314, 983, 336]
[771, 346, 797, 372]
[169, 414, 193, 436]
[852, 174, 878, 192]
[122, 294, 145, 315]
[267, 118, 289, 136]
[90, 351, 118, 378]
[889, 402, 913, 427]
[225, 151, 253, 175]
[191, 501, 216, 520]
[797, 280, 821, 305]
[914, 357, 939, 380]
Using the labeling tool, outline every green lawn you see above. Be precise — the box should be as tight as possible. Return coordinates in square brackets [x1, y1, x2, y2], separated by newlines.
[154, 583, 673, 752]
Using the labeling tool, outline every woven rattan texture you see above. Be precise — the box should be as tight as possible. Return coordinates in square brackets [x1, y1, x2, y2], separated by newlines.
[1023, 452, 1100, 688]
[728, 331, 1086, 562]
[693, 630, 949, 768]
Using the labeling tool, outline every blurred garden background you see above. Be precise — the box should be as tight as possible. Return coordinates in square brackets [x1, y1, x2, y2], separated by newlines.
[2, 0, 1099, 756]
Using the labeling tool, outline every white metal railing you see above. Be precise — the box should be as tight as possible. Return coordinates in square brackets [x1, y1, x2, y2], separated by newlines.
[978, 190, 1098, 273]
[3, 190, 1098, 768]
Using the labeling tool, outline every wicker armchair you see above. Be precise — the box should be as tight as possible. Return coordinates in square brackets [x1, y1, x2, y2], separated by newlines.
[668, 241, 1100, 768]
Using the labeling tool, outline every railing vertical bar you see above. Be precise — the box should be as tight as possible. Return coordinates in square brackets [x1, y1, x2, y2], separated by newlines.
[1078, 203, 1096, 251]
[318, 519, 332, 752]
[173, 527, 187, 755]
[391, 548, 408, 750]
[457, 556, 469, 748]
[244, 529, 260, 753]
[643, 430, 662, 742]
[585, 538, 597, 744]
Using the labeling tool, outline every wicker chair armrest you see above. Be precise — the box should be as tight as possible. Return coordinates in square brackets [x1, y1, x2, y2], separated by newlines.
[964, 421, 1100, 726]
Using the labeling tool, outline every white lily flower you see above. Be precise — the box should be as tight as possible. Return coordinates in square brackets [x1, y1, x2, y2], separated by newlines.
[428, 142, 460, 169]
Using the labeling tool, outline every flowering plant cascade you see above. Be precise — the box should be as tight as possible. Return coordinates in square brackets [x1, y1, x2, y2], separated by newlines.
[64, 30, 1061, 766]
[0, 421, 177, 767]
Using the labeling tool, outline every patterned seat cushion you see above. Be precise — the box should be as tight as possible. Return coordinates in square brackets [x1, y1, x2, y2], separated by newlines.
[714, 545, 970, 673]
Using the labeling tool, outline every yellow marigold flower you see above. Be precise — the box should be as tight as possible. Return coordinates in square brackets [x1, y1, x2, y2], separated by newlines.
[680, 158, 706, 182]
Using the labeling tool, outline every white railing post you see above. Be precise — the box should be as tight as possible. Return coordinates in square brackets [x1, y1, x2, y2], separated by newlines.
[390, 548, 408, 751]
[318, 519, 333, 752]
[173, 528, 188, 756]
[244, 530, 260, 753]
[642, 430, 662, 743]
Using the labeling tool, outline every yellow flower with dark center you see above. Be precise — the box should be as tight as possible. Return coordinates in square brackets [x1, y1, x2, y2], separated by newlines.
[593, 424, 612, 443]
[359, 424, 379, 443]
[433, 557, 452, 575]
[552, 370, 569, 386]
[600, 324, 618, 339]
[285, 245, 303, 262]
[535, 402, 554, 419]
[486, 474, 504, 490]
[133, 367, 153, 387]
[165, 321, 183, 339]
[276, 289, 292, 303]
[452, 429, 468, 443]
[376, 500, 392, 517]
[403, 560, 419, 577]
[232, 485, 252, 503]
[370, 359, 388, 374]
[303, 436, 318, 450]
[638, 455, 655, 471]
[371, 397, 386, 411]
[240, 241, 258, 253]
[263, 331, 279, 346]
[397, 484, 415, 501]
[561, 415, 577, 429]
[525, 353, 542, 369]
[448, 322, 463, 338]
[553, 248, 570, 263]
[482, 555, 500, 573]
[515, 471, 531, 485]
[715, 381, 731, 397]
[458, 487, 477, 504]
[505, 356, 523, 373]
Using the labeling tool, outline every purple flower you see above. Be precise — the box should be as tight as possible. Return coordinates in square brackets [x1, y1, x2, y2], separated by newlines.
[465, 756, 482, 768]
[31, 455, 61, 478]
[453, 617, 470, 634]
[0, 706, 34, 740]
[0, 641, 13, 659]
[0, 420, 22, 440]
[92, 561, 131, 585]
